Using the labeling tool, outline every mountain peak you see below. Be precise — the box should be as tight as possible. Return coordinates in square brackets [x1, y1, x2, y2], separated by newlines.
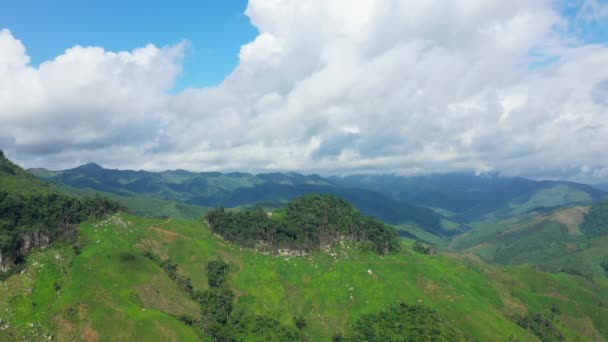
[76, 162, 104, 170]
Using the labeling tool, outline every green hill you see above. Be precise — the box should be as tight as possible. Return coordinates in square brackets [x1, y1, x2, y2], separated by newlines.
[452, 202, 608, 280]
[205, 194, 400, 254]
[0, 151, 123, 275]
[0, 150, 53, 195]
[29, 163, 451, 234]
[1, 212, 606, 341]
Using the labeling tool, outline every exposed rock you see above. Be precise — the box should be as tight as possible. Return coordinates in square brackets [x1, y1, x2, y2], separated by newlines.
[0, 251, 16, 273]
[1, 231, 52, 273]
[19, 231, 51, 254]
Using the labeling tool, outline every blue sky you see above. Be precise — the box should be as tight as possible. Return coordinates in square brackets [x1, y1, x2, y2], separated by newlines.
[0, 0, 257, 90]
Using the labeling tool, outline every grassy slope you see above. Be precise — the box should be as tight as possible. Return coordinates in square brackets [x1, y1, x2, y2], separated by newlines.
[0, 154, 53, 196]
[2, 213, 607, 341]
[53, 184, 208, 221]
[0, 215, 200, 341]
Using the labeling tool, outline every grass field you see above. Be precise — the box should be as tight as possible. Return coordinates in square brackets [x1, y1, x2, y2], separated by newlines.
[1, 213, 607, 341]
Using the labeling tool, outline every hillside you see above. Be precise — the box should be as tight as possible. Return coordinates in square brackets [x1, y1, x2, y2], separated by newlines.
[0, 150, 53, 195]
[1, 212, 606, 341]
[451, 202, 608, 280]
[330, 173, 607, 220]
[0, 151, 123, 274]
[54, 184, 209, 221]
[29, 164, 452, 235]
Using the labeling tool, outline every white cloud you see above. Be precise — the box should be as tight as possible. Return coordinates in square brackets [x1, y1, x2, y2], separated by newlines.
[1, 1, 608, 183]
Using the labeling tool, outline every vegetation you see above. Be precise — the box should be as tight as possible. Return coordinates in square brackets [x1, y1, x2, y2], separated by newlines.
[511, 312, 564, 342]
[0, 152, 123, 273]
[2, 213, 607, 341]
[53, 183, 209, 220]
[148, 251, 301, 341]
[413, 240, 435, 255]
[1, 154, 607, 340]
[29, 163, 448, 232]
[331, 173, 606, 220]
[581, 200, 608, 238]
[349, 303, 464, 341]
[205, 194, 400, 254]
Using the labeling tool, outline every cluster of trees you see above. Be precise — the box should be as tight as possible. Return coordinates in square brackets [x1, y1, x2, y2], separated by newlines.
[581, 200, 608, 238]
[0, 191, 123, 269]
[196, 260, 302, 341]
[205, 194, 400, 254]
[143, 251, 194, 295]
[510, 312, 564, 342]
[146, 253, 301, 341]
[348, 303, 464, 341]
[413, 241, 436, 255]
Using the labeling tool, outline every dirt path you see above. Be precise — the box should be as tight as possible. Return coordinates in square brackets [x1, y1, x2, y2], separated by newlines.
[148, 226, 190, 241]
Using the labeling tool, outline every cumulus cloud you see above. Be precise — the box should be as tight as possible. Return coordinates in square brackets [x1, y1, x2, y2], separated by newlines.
[1, 0, 608, 182]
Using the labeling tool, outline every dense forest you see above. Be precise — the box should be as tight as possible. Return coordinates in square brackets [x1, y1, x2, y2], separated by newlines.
[205, 194, 400, 254]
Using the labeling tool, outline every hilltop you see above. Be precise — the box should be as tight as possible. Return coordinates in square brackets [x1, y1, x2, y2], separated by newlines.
[205, 194, 400, 254]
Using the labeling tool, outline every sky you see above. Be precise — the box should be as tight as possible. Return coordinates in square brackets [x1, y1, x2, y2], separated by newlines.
[1, 0, 608, 183]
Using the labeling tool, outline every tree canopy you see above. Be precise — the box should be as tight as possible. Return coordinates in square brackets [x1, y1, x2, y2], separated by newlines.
[205, 194, 400, 254]
[350, 303, 464, 341]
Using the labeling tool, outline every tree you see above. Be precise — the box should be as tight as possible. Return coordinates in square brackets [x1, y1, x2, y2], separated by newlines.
[207, 260, 230, 288]
[294, 316, 307, 331]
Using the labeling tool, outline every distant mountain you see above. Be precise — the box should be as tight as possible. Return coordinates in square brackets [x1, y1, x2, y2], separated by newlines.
[594, 183, 608, 192]
[329, 173, 607, 220]
[29, 164, 451, 235]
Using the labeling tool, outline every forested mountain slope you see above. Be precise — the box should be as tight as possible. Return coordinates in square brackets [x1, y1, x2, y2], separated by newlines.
[331, 173, 607, 220]
[30, 163, 452, 234]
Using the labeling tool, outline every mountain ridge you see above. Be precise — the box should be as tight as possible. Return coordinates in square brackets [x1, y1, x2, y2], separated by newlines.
[29, 163, 451, 235]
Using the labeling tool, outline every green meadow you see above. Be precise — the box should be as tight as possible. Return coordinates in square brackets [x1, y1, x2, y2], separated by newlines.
[2, 213, 607, 341]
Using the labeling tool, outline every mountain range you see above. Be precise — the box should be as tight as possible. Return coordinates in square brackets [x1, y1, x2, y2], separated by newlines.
[30, 163, 606, 236]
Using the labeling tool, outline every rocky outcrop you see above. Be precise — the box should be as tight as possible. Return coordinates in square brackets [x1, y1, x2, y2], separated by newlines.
[19, 230, 51, 254]
[0, 251, 16, 273]
[0, 231, 52, 273]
